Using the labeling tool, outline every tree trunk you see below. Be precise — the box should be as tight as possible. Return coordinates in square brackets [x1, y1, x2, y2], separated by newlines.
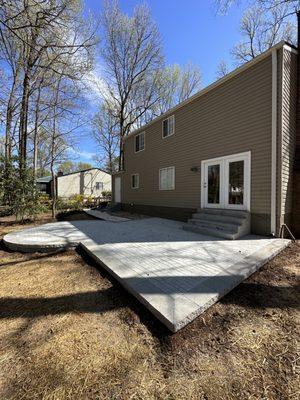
[50, 112, 57, 218]
[108, 145, 112, 174]
[50, 76, 63, 218]
[33, 86, 42, 178]
[51, 162, 56, 218]
[5, 98, 13, 163]
[119, 117, 125, 171]
[19, 69, 31, 172]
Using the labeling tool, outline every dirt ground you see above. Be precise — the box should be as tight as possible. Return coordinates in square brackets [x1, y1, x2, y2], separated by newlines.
[0, 214, 299, 400]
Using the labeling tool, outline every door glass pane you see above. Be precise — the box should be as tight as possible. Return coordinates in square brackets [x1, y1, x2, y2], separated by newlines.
[208, 164, 220, 204]
[229, 160, 244, 205]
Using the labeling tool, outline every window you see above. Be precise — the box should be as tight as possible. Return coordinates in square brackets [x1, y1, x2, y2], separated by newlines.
[95, 182, 104, 191]
[162, 115, 175, 138]
[131, 174, 139, 189]
[159, 167, 175, 190]
[134, 132, 145, 152]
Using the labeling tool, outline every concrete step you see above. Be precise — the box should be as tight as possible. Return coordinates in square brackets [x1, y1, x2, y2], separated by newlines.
[185, 209, 251, 240]
[187, 219, 239, 232]
[196, 208, 248, 218]
[192, 212, 246, 225]
[183, 223, 237, 240]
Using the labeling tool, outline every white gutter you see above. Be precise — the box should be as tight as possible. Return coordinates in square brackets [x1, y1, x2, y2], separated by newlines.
[271, 49, 278, 235]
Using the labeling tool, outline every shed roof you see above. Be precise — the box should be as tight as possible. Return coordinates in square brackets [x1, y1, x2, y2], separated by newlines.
[36, 176, 52, 183]
[56, 167, 110, 179]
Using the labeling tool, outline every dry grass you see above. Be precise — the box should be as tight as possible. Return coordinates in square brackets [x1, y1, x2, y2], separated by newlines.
[0, 215, 299, 400]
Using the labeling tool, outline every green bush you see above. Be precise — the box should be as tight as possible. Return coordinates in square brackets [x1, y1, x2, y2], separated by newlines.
[101, 190, 111, 198]
[38, 193, 52, 210]
[70, 194, 85, 203]
[0, 157, 45, 222]
[12, 169, 46, 221]
[56, 196, 84, 211]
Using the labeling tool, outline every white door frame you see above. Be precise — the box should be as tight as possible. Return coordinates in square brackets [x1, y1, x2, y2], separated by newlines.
[114, 176, 121, 203]
[201, 151, 251, 211]
[202, 157, 224, 209]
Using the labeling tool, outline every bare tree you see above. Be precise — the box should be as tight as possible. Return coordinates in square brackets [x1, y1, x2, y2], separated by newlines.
[215, 0, 243, 14]
[0, 22, 22, 165]
[216, 1, 300, 63]
[0, 0, 96, 172]
[93, 102, 120, 174]
[216, 59, 230, 78]
[216, 0, 300, 14]
[179, 63, 202, 102]
[30, 77, 47, 178]
[100, 0, 163, 170]
[153, 63, 202, 115]
[46, 75, 77, 217]
[232, 4, 296, 63]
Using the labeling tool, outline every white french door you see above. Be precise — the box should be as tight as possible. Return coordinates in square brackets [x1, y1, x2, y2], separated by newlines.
[201, 151, 251, 211]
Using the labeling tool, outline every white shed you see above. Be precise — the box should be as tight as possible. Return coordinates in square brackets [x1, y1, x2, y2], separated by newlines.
[57, 168, 111, 198]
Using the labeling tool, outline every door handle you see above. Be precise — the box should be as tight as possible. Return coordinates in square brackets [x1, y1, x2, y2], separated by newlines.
[203, 182, 207, 188]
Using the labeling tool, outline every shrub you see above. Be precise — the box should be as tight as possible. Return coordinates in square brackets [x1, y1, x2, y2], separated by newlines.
[70, 194, 85, 203]
[13, 171, 45, 221]
[38, 193, 52, 210]
[56, 195, 84, 211]
[0, 156, 15, 206]
[0, 156, 45, 222]
[85, 196, 94, 205]
[101, 190, 111, 198]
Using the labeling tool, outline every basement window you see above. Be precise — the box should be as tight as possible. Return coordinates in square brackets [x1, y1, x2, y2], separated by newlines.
[162, 115, 175, 138]
[131, 174, 139, 189]
[134, 132, 145, 153]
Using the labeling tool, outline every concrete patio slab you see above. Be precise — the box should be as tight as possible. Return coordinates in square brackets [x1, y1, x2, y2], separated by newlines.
[3, 218, 290, 331]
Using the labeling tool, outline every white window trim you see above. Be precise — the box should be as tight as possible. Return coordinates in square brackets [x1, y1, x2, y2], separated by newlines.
[159, 166, 175, 190]
[162, 115, 175, 139]
[131, 173, 139, 189]
[134, 131, 145, 153]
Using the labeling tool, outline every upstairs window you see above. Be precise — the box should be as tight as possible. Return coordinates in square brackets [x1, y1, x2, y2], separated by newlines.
[159, 167, 175, 190]
[135, 132, 145, 153]
[162, 115, 175, 138]
[131, 173, 139, 189]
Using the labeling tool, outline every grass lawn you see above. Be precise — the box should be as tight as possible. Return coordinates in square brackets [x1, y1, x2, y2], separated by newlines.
[0, 214, 299, 399]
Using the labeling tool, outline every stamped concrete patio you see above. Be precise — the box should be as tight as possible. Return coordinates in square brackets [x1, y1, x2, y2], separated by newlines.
[3, 218, 290, 332]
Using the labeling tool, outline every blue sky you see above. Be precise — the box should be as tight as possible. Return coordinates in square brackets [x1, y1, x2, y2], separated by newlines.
[0, 1, 245, 165]
[137, 0, 242, 83]
[76, 0, 244, 164]
[85, 0, 243, 85]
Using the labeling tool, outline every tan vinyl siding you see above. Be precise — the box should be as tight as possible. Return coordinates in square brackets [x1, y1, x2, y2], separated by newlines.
[121, 54, 273, 221]
[280, 49, 297, 224]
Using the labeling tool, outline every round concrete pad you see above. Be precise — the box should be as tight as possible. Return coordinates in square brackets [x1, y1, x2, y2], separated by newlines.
[3, 221, 98, 252]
